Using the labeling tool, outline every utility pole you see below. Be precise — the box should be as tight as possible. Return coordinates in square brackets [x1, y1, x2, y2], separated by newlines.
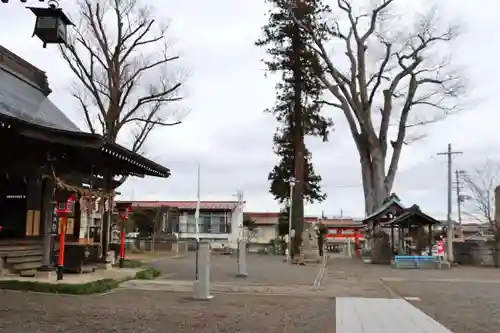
[455, 170, 463, 225]
[287, 178, 296, 263]
[437, 144, 462, 262]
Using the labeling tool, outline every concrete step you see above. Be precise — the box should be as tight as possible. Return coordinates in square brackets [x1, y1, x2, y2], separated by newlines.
[82, 265, 97, 274]
[5, 255, 43, 264]
[0, 249, 43, 258]
[19, 269, 37, 277]
[11, 261, 42, 273]
[0, 245, 42, 253]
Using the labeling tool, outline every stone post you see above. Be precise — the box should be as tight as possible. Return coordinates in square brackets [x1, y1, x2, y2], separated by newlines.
[193, 241, 213, 300]
[346, 238, 352, 257]
[236, 239, 248, 277]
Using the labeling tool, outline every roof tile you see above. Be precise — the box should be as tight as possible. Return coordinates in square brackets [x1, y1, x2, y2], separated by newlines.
[0, 67, 81, 132]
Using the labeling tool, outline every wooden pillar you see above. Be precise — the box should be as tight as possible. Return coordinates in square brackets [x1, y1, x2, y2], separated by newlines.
[25, 176, 42, 238]
[493, 186, 500, 266]
[73, 198, 81, 241]
[398, 227, 404, 254]
[101, 172, 113, 261]
[390, 225, 395, 254]
[39, 177, 55, 270]
[408, 225, 412, 255]
[428, 224, 433, 255]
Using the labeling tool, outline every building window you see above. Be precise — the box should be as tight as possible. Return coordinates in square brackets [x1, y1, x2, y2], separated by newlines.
[171, 215, 179, 233]
[219, 214, 231, 233]
[211, 214, 220, 233]
[179, 219, 187, 233]
[160, 213, 166, 232]
[202, 215, 210, 233]
[187, 215, 196, 233]
[179, 211, 233, 234]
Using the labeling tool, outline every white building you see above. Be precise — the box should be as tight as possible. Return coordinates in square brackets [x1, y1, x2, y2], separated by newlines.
[127, 200, 244, 249]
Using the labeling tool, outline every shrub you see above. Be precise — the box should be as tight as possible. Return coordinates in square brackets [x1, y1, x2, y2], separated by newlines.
[0, 279, 120, 295]
[135, 267, 161, 280]
[112, 259, 143, 268]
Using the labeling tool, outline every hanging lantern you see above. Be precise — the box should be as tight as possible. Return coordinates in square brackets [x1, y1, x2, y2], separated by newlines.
[27, 1, 74, 48]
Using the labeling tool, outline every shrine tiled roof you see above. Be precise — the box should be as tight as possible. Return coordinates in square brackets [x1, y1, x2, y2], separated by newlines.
[0, 66, 81, 133]
[362, 193, 405, 223]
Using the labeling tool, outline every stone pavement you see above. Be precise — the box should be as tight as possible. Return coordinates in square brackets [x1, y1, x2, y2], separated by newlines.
[336, 297, 453, 333]
[121, 279, 329, 296]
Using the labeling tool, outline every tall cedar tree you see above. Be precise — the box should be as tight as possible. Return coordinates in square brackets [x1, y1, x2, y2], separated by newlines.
[256, 0, 332, 256]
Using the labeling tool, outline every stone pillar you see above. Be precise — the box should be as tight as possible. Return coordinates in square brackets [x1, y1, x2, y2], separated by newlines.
[229, 207, 241, 250]
[346, 238, 352, 257]
[236, 239, 248, 277]
[193, 241, 213, 300]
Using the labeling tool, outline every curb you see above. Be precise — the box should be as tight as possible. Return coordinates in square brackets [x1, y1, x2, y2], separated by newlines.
[379, 278, 400, 298]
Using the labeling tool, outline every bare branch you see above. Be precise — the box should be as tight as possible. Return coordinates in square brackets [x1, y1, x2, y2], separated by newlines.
[60, 0, 186, 155]
[315, 100, 342, 109]
[463, 161, 500, 226]
[71, 90, 96, 134]
[288, 0, 466, 211]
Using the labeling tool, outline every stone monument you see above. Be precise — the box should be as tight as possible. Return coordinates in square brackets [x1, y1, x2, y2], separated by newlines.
[300, 228, 321, 263]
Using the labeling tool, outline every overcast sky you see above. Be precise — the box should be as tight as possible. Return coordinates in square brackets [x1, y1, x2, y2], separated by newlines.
[1, 0, 499, 219]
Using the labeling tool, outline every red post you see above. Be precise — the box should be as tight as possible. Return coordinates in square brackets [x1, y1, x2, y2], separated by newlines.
[57, 216, 66, 280]
[119, 224, 125, 268]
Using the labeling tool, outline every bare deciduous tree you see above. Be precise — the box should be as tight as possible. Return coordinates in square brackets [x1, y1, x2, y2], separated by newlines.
[291, 0, 466, 214]
[60, 0, 186, 158]
[462, 161, 500, 227]
[59, 0, 186, 259]
[463, 161, 500, 267]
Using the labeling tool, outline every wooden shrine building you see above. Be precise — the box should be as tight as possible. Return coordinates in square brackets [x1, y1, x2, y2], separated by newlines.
[0, 46, 170, 274]
[362, 194, 441, 264]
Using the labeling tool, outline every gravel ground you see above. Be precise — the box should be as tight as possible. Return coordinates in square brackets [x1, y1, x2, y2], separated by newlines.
[384, 280, 500, 333]
[152, 253, 321, 286]
[326, 256, 500, 281]
[0, 289, 336, 333]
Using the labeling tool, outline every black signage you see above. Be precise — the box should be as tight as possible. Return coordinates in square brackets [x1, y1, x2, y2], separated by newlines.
[51, 202, 59, 235]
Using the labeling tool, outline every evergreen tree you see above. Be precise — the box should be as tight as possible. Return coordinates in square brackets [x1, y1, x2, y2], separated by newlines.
[256, 0, 332, 256]
[268, 127, 326, 204]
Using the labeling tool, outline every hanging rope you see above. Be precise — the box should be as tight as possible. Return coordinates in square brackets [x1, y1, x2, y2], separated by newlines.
[41, 166, 115, 199]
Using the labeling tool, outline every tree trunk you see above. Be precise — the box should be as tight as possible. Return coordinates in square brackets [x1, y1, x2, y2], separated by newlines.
[291, 9, 305, 257]
[359, 143, 389, 215]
